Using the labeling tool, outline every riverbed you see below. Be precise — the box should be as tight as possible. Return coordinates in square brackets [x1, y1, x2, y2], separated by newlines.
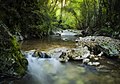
[2, 36, 120, 84]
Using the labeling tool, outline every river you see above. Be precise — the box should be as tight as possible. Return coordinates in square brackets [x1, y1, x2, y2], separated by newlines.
[3, 36, 120, 84]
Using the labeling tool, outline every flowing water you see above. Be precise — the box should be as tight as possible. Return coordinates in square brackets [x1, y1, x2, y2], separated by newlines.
[2, 36, 120, 84]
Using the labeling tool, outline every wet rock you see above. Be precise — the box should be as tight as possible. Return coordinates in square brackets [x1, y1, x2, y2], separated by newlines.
[26, 50, 51, 58]
[83, 58, 90, 64]
[88, 62, 100, 66]
[59, 56, 69, 62]
[89, 54, 95, 58]
[68, 46, 90, 60]
[98, 42, 119, 57]
[76, 36, 120, 57]
[58, 51, 69, 62]
[56, 46, 91, 62]
[47, 47, 68, 58]
[47, 46, 90, 62]
[97, 52, 103, 57]
[82, 53, 100, 66]
[94, 57, 99, 61]
[92, 62, 100, 66]
[48, 47, 69, 62]
[88, 62, 93, 66]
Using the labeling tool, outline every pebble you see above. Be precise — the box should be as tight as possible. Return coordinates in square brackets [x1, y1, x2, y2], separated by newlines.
[74, 56, 81, 60]
[90, 54, 95, 58]
[98, 52, 103, 57]
[92, 62, 100, 66]
[83, 58, 90, 63]
[94, 57, 99, 61]
[88, 62, 100, 66]
[88, 62, 93, 66]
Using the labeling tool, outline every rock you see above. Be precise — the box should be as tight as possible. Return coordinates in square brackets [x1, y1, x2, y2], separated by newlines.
[47, 47, 68, 58]
[94, 57, 99, 61]
[83, 58, 90, 64]
[76, 36, 120, 57]
[98, 42, 119, 57]
[92, 62, 100, 66]
[88, 62, 93, 66]
[59, 56, 69, 62]
[90, 54, 95, 58]
[74, 56, 82, 60]
[47, 46, 90, 62]
[27, 50, 51, 58]
[56, 46, 90, 61]
[68, 46, 90, 60]
[58, 51, 69, 62]
[97, 52, 103, 57]
[38, 52, 51, 58]
[87, 62, 100, 66]
[47, 47, 70, 62]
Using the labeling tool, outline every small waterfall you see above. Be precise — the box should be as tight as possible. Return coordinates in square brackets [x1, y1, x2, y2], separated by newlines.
[26, 51, 63, 84]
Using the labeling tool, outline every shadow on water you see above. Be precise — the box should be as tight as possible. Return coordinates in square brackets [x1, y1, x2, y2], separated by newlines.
[2, 36, 120, 84]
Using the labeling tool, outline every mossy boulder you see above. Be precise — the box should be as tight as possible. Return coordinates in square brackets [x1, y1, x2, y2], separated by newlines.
[0, 22, 28, 78]
[76, 36, 120, 57]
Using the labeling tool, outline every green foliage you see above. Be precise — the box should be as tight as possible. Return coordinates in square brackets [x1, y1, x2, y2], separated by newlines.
[0, 0, 120, 38]
[10, 36, 28, 76]
[0, 0, 57, 38]
[0, 22, 27, 77]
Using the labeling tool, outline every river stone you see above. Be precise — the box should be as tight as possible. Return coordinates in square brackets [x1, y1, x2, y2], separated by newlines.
[92, 62, 100, 66]
[57, 46, 90, 62]
[83, 58, 90, 64]
[47, 47, 69, 58]
[47, 46, 90, 62]
[0, 22, 28, 78]
[76, 36, 120, 57]
[67, 46, 90, 60]
[25, 50, 51, 58]
[88, 62, 100, 66]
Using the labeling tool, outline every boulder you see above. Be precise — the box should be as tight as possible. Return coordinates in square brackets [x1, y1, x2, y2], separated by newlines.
[25, 50, 51, 58]
[47, 46, 90, 62]
[98, 42, 119, 57]
[67, 46, 90, 60]
[47, 47, 68, 58]
[76, 36, 120, 57]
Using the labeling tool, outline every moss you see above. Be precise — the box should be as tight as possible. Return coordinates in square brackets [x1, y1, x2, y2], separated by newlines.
[10, 36, 28, 76]
[0, 22, 28, 77]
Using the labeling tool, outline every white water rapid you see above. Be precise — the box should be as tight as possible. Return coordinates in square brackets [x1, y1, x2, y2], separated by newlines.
[26, 51, 63, 84]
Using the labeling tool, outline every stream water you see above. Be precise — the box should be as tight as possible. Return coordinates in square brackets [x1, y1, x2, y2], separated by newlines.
[3, 36, 120, 84]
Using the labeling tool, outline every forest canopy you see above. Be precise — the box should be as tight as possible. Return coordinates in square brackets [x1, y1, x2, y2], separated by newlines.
[0, 0, 120, 38]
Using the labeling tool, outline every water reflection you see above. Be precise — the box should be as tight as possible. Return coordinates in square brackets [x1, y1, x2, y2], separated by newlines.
[20, 36, 76, 51]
